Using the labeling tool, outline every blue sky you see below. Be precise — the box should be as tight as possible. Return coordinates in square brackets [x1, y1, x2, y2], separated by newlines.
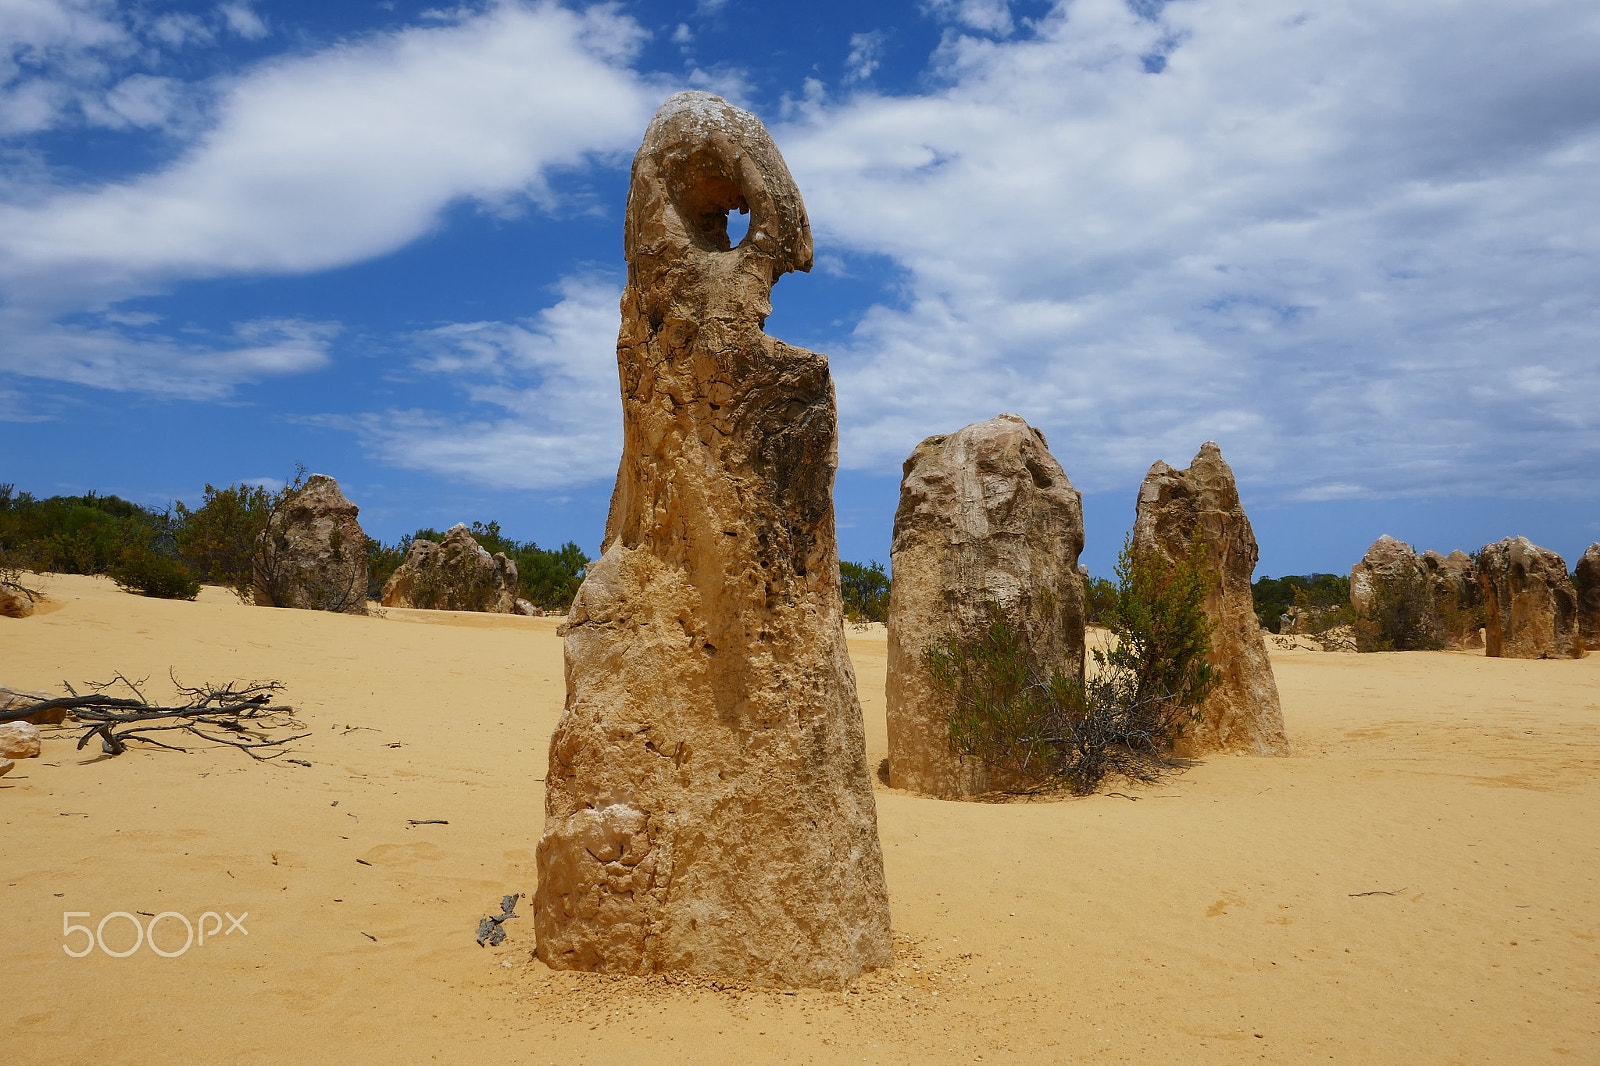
[3, 0, 1598, 578]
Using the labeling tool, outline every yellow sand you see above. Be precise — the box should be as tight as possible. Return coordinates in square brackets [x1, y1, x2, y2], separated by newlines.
[4, 573, 1598, 1064]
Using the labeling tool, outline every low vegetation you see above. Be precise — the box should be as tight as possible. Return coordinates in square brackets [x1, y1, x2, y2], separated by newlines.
[0, 482, 199, 600]
[926, 533, 1217, 795]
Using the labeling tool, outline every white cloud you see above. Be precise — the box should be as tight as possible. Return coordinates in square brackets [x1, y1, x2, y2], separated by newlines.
[1, 3, 654, 287]
[0, 1, 658, 399]
[0, 309, 336, 399]
[922, 0, 1014, 36]
[323, 275, 623, 491]
[777, 0, 1600, 501]
[844, 31, 885, 84]
[217, 1, 268, 40]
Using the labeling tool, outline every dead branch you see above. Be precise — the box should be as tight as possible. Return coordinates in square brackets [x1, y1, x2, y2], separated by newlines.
[475, 893, 522, 947]
[2, 675, 307, 759]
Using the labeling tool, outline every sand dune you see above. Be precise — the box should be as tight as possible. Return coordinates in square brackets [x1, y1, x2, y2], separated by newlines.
[4, 574, 1597, 1063]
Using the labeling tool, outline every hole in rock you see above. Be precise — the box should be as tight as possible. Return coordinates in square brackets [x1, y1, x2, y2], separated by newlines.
[726, 208, 750, 246]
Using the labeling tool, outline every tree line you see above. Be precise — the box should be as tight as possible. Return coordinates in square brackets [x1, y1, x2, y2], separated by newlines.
[0, 479, 589, 611]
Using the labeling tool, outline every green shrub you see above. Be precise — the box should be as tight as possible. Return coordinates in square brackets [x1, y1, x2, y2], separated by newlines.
[1082, 575, 1118, 625]
[840, 559, 890, 623]
[366, 535, 408, 600]
[110, 546, 201, 600]
[925, 533, 1217, 795]
[174, 481, 274, 597]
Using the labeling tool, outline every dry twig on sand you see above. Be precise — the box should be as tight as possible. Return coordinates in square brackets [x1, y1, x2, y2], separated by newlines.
[0, 672, 307, 759]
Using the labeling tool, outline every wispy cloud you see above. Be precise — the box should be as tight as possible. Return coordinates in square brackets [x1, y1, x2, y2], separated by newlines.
[314, 275, 623, 491]
[0, 1, 657, 399]
[780, 0, 1600, 500]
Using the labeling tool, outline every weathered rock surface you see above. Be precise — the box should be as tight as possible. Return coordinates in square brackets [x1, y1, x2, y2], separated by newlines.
[1478, 536, 1580, 658]
[1576, 543, 1600, 651]
[380, 524, 519, 613]
[1132, 442, 1288, 757]
[0, 720, 42, 759]
[1350, 535, 1421, 619]
[885, 413, 1085, 798]
[1421, 549, 1482, 648]
[0, 685, 65, 725]
[534, 92, 891, 990]
[253, 474, 368, 614]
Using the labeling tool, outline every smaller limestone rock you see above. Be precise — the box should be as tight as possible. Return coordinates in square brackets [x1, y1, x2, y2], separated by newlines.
[1, 686, 65, 725]
[0, 757, 13, 777]
[1477, 536, 1580, 659]
[254, 474, 369, 614]
[1575, 543, 1600, 652]
[514, 598, 542, 617]
[0, 587, 35, 618]
[0, 720, 42, 759]
[380, 524, 520, 613]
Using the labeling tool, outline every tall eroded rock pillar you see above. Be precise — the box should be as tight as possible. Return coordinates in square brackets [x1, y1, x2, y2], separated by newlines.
[1132, 442, 1288, 757]
[534, 92, 891, 989]
[1477, 536, 1580, 659]
[885, 414, 1085, 798]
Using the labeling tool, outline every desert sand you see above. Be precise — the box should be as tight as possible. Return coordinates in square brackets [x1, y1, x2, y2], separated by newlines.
[4, 573, 1598, 1064]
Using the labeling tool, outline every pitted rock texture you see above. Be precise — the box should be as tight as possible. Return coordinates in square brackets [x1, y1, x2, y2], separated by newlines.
[252, 474, 368, 614]
[1478, 536, 1580, 659]
[1576, 543, 1600, 651]
[1132, 442, 1288, 757]
[533, 92, 891, 990]
[885, 414, 1085, 798]
[380, 524, 519, 613]
[1421, 549, 1482, 649]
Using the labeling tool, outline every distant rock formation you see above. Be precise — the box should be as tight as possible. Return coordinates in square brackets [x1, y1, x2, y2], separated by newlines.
[1350, 538, 1484, 650]
[380, 524, 519, 613]
[533, 92, 891, 990]
[1278, 604, 1343, 636]
[1477, 536, 1580, 659]
[1576, 543, 1600, 651]
[252, 474, 368, 614]
[1350, 535, 1421, 619]
[1421, 549, 1482, 649]
[1132, 442, 1288, 757]
[885, 413, 1085, 798]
